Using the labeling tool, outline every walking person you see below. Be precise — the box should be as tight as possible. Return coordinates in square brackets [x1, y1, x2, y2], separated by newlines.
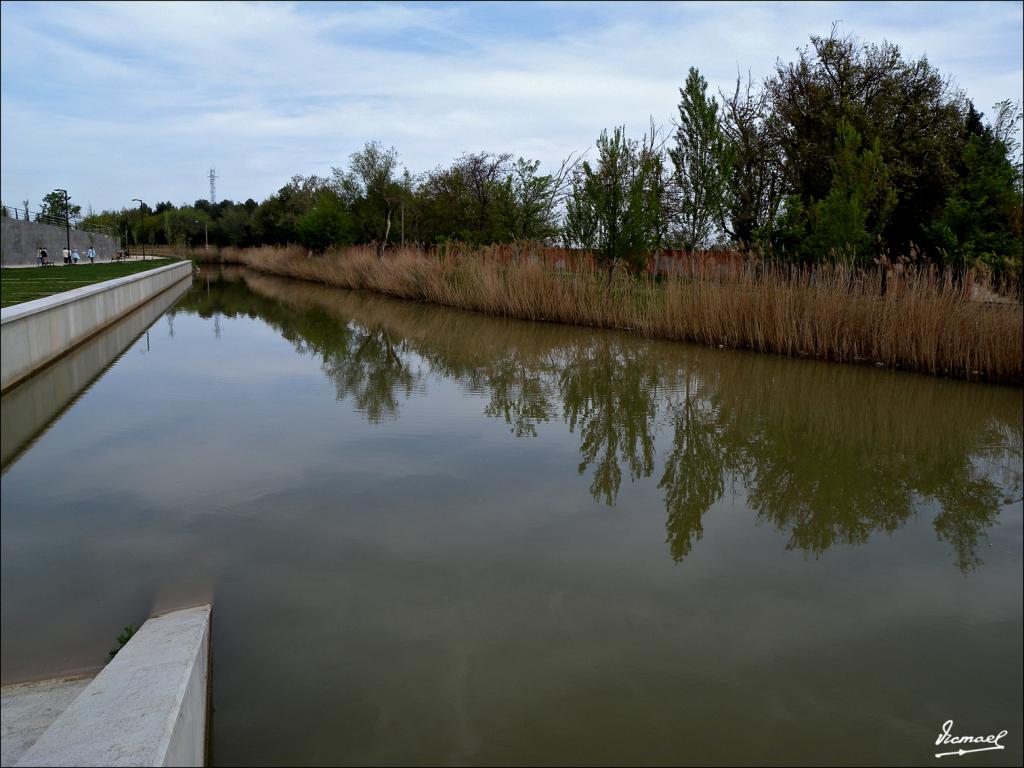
[71, 248, 81, 264]
[87, 246, 96, 264]
[40, 247, 49, 266]
[36, 246, 43, 266]
[62, 247, 70, 264]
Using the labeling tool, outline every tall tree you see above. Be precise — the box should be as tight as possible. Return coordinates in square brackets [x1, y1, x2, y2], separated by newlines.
[335, 142, 404, 256]
[929, 100, 1023, 279]
[719, 73, 783, 250]
[504, 156, 578, 243]
[298, 192, 354, 255]
[804, 120, 898, 264]
[767, 27, 966, 255]
[669, 67, 730, 249]
[565, 125, 670, 274]
[253, 175, 327, 245]
[40, 190, 81, 222]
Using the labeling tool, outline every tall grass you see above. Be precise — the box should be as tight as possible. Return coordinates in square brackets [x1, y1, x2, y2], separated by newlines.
[197, 243, 1022, 384]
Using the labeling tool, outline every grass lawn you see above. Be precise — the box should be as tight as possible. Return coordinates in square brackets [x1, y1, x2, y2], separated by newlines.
[1, 259, 180, 308]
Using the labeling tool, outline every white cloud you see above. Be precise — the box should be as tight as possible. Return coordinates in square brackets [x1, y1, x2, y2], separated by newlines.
[2, 1, 1021, 211]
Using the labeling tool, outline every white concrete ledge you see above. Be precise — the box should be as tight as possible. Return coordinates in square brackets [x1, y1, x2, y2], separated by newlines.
[15, 605, 211, 768]
[1, 260, 193, 391]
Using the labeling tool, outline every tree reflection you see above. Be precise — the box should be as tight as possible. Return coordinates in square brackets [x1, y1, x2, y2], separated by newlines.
[659, 372, 733, 562]
[559, 341, 658, 505]
[481, 356, 554, 438]
[180, 270, 1023, 573]
[323, 326, 415, 423]
[175, 270, 418, 422]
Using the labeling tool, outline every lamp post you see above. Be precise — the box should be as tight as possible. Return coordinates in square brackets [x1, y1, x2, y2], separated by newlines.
[132, 198, 146, 260]
[193, 220, 208, 251]
[54, 188, 71, 264]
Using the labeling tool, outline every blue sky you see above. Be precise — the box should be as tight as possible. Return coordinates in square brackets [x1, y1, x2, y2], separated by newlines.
[2, 1, 1021, 214]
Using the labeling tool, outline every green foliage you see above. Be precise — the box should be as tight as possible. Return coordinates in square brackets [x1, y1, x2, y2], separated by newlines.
[719, 74, 783, 250]
[773, 122, 897, 264]
[107, 624, 137, 662]
[414, 152, 518, 245]
[806, 121, 898, 263]
[505, 157, 565, 242]
[335, 142, 405, 251]
[670, 67, 731, 249]
[253, 176, 325, 246]
[927, 110, 1023, 281]
[565, 126, 670, 273]
[772, 195, 810, 260]
[768, 28, 966, 256]
[40, 190, 81, 222]
[298, 193, 354, 254]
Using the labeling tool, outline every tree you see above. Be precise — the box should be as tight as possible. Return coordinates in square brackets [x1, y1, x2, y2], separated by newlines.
[411, 151, 516, 245]
[298, 193, 354, 255]
[253, 175, 326, 245]
[669, 67, 730, 249]
[40, 191, 81, 222]
[719, 73, 783, 250]
[929, 100, 1023, 280]
[505, 157, 568, 242]
[767, 27, 966, 256]
[413, 151, 560, 245]
[335, 142, 404, 256]
[415, 163, 473, 243]
[218, 204, 254, 247]
[803, 120, 898, 264]
[565, 124, 670, 274]
[455, 151, 513, 241]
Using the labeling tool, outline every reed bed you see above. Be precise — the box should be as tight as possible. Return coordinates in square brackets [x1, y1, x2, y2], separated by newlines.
[198, 243, 1023, 384]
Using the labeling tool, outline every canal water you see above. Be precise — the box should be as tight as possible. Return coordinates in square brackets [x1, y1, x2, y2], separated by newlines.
[2, 269, 1021, 766]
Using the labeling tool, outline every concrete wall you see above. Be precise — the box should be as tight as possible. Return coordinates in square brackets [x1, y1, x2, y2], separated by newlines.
[1, 218, 121, 266]
[0, 261, 193, 391]
[15, 605, 211, 767]
[1, 277, 192, 469]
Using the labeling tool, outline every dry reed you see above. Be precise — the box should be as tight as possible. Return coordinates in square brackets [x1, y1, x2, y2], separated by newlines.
[196, 243, 1023, 384]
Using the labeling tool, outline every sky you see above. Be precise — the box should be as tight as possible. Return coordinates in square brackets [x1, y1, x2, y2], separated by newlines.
[1, 1, 1022, 214]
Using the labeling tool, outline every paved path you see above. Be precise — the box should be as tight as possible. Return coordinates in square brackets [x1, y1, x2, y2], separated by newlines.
[1, 676, 95, 767]
[2, 256, 163, 269]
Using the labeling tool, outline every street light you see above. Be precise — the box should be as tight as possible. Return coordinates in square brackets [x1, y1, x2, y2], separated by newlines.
[192, 220, 208, 251]
[131, 198, 146, 261]
[53, 188, 71, 264]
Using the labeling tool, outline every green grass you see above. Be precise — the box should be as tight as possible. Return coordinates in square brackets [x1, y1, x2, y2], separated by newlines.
[1, 259, 179, 307]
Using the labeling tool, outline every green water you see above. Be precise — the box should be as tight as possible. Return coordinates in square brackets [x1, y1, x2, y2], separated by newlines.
[2, 269, 1021, 765]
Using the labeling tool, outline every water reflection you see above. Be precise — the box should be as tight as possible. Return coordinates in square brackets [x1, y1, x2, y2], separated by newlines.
[1, 277, 193, 471]
[175, 269, 1023, 573]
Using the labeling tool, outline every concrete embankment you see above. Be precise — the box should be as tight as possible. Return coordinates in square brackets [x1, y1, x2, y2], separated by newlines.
[0, 260, 193, 391]
[2, 605, 211, 767]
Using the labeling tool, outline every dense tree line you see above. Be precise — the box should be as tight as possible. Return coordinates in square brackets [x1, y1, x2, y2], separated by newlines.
[62, 29, 1021, 280]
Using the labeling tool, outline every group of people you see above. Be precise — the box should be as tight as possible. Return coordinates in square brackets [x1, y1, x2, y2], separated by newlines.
[35, 246, 97, 266]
